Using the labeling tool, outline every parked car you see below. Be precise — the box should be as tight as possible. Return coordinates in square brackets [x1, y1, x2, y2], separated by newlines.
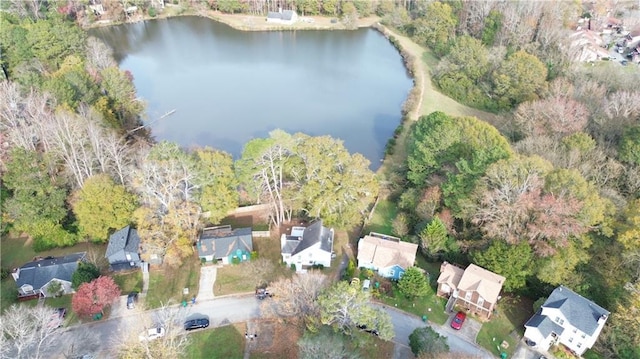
[139, 327, 165, 341]
[450, 311, 466, 330]
[255, 287, 273, 300]
[126, 291, 138, 309]
[184, 317, 209, 331]
[48, 308, 66, 329]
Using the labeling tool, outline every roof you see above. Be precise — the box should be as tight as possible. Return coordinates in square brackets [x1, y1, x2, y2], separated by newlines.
[457, 264, 505, 304]
[437, 262, 465, 288]
[357, 235, 418, 270]
[106, 225, 140, 258]
[15, 252, 86, 289]
[543, 285, 609, 335]
[282, 220, 333, 256]
[198, 226, 253, 258]
[267, 10, 296, 21]
[525, 310, 566, 337]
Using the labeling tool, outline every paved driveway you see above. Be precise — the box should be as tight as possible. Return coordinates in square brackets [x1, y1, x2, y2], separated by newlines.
[197, 266, 217, 301]
[446, 311, 482, 344]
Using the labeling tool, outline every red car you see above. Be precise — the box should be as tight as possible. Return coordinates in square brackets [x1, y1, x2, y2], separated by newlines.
[450, 311, 466, 330]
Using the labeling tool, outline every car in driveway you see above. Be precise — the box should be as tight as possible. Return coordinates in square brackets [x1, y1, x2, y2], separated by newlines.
[139, 327, 165, 341]
[450, 311, 466, 330]
[126, 291, 138, 309]
[184, 317, 209, 331]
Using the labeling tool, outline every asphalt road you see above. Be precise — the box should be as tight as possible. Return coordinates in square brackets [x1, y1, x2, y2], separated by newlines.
[51, 296, 493, 359]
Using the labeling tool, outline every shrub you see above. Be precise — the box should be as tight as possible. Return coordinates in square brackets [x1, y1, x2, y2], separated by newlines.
[250, 251, 259, 260]
[290, 263, 296, 271]
[1, 267, 10, 280]
[200, 257, 206, 266]
[148, 7, 157, 17]
[231, 257, 241, 265]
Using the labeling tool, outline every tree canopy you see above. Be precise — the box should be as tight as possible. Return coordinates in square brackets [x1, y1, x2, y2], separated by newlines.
[397, 267, 431, 299]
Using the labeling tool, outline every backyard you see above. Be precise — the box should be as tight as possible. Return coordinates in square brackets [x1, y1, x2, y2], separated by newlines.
[184, 323, 245, 359]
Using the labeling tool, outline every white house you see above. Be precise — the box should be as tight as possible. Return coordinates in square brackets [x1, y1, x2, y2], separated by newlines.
[357, 232, 418, 280]
[524, 285, 609, 356]
[281, 220, 333, 270]
[266, 9, 298, 25]
[12, 252, 86, 298]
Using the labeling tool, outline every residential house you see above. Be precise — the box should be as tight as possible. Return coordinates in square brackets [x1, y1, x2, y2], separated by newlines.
[12, 252, 87, 299]
[569, 30, 610, 62]
[266, 9, 298, 25]
[436, 262, 505, 319]
[198, 225, 253, 265]
[356, 232, 418, 280]
[281, 220, 333, 270]
[105, 225, 142, 271]
[524, 285, 609, 356]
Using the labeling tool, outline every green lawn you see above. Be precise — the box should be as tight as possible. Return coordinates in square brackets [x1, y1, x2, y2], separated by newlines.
[145, 258, 200, 308]
[183, 324, 245, 359]
[380, 287, 448, 325]
[363, 200, 398, 235]
[113, 270, 143, 294]
[476, 296, 533, 357]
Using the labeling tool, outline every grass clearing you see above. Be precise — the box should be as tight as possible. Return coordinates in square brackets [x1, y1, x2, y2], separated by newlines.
[380, 287, 448, 325]
[113, 270, 143, 294]
[363, 200, 398, 235]
[145, 257, 200, 308]
[476, 296, 533, 358]
[183, 323, 245, 359]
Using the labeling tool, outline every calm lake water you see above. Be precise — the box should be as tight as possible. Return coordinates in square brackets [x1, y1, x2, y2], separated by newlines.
[91, 16, 412, 169]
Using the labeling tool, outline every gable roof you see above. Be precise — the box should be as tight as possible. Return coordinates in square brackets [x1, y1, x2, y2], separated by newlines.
[289, 220, 333, 256]
[15, 252, 86, 290]
[525, 310, 566, 337]
[543, 285, 609, 336]
[198, 226, 253, 258]
[457, 264, 505, 304]
[267, 10, 296, 21]
[357, 235, 418, 270]
[106, 225, 140, 258]
[437, 261, 465, 288]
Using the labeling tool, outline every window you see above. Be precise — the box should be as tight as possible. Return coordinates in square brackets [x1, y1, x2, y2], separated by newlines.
[554, 316, 565, 325]
[465, 291, 472, 300]
[477, 297, 485, 307]
[577, 343, 582, 348]
[573, 328, 578, 333]
[126, 254, 132, 261]
[581, 333, 586, 339]
[569, 337, 574, 343]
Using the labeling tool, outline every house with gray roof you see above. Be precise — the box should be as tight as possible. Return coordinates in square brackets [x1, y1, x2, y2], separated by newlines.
[12, 252, 86, 298]
[280, 220, 333, 271]
[266, 8, 298, 25]
[197, 226, 253, 265]
[524, 285, 609, 356]
[105, 225, 142, 271]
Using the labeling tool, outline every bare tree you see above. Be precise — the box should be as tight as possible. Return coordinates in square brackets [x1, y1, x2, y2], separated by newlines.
[114, 302, 190, 359]
[0, 304, 61, 359]
[85, 37, 117, 71]
[261, 271, 329, 321]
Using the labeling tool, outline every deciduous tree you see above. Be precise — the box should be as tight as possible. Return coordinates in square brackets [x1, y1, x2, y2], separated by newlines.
[409, 326, 449, 357]
[193, 147, 238, 224]
[0, 304, 63, 359]
[492, 50, 547, 109]
[297, 328, 360, 359]
[71, 174, 137, 242]
[261, 271, 329, 321]
[72, 276, 121, 316]
[317, 281, 394, 340]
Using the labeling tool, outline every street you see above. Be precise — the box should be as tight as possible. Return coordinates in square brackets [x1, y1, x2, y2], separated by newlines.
[51, 296, 495, 358]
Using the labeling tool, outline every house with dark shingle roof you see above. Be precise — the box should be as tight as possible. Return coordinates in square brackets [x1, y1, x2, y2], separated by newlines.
[105, 225, 142, 271]
[12, 252, 86, 298]
[197, 226, 253, 265]
[280, 220, 333, 270]
[266, 8, 298, 25]
[524, 285, 609, 356]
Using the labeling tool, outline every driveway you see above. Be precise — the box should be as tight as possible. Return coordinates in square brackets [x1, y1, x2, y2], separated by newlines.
[446, 311, 482, 344]
[197, 266, 217, 301]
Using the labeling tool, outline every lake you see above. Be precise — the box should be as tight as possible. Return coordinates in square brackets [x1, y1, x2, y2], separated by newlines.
[91, 16, 412, 169]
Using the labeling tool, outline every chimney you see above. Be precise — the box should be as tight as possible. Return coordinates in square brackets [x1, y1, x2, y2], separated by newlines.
[598, 314, 608, 324]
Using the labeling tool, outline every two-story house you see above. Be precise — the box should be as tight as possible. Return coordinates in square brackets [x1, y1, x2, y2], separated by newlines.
[357, 232, 418, 280]
[280, 220, 333, 270]
[437, 262, 505, 319]
[524, 285, 609, 356]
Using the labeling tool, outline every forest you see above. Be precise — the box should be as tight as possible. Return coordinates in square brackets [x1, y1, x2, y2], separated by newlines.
[1, 1, 639, 358]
